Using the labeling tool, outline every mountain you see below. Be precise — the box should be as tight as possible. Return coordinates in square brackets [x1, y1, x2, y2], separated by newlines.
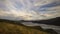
[32, 17, 60, 26]
[0, 19, 57, 34]
[0, 17, 60, 26]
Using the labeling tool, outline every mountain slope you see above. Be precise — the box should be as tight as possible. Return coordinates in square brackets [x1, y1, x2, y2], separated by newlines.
[0, 19, 57, 34]
[30, 17, 60, 26]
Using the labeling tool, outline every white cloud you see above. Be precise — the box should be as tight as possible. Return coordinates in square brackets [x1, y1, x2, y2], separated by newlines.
[0, 0, 60, 20]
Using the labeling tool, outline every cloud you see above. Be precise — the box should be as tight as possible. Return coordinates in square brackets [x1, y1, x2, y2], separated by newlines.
[0, 0, 60, 20]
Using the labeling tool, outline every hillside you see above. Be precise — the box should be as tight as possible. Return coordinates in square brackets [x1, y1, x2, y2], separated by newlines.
[32, 17, 60, 26]
[21, 17, 60, 26]
[0, 19, 57, 34]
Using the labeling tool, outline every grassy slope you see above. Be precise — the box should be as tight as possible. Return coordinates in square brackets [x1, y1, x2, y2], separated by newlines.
[0, 20, 50, 34]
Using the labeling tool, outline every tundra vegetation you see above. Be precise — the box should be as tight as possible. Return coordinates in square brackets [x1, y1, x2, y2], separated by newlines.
[0, 19, 57, 34]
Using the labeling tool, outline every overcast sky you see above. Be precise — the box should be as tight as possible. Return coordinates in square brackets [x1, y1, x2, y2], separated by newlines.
[0, 0, 60, 20]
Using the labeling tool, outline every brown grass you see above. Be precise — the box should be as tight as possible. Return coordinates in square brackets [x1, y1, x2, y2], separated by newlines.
[0, 21, 50, 34]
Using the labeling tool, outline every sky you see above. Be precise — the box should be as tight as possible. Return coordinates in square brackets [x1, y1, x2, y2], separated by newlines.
[0, 0, 60, 20]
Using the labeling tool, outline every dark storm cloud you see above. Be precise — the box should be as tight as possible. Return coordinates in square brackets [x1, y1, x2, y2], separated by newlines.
[40, 1, 60, 8]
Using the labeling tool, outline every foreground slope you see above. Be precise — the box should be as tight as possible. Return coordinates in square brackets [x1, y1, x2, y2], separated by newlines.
[0, 19, 57, 34]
